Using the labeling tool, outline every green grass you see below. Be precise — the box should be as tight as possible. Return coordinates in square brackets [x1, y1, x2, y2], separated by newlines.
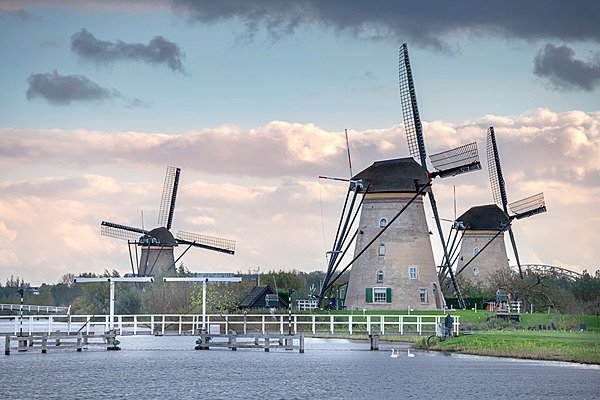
[419, 330, 600, 364]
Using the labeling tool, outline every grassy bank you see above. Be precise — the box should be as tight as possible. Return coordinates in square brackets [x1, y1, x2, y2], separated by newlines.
[417, 330, 600, 364]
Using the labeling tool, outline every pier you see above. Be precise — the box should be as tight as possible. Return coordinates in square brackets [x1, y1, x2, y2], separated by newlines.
[195, 333, 304, 353]
[4, 331, 120, 355]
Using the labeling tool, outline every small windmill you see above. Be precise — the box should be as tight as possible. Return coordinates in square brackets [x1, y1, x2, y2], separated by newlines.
[398, 43, 481, 307]
[485, 127, 546, 278]
[101, 166, 235, 276]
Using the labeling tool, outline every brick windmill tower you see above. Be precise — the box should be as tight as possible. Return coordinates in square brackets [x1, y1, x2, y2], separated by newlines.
[319, 44, 481, 310]
[100, 166, 235, 276]
[450, 128, 547, 285]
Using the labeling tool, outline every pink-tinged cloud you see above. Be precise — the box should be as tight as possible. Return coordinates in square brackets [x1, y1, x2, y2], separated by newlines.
[1, 108, 599, 284]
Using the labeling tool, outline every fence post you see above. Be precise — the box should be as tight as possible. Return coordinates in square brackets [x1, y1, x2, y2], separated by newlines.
[330, 315, 334, 334]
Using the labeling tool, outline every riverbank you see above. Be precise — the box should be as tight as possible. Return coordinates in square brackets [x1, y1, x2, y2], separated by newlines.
[416, 330, 600, 364]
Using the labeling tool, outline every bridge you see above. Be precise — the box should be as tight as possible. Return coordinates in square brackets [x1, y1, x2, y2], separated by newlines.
[511, 264, 583, 281]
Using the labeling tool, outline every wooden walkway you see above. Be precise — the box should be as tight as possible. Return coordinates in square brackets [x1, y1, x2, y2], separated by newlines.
[4, 331, 120, 355]
[195, 333, 304, 353]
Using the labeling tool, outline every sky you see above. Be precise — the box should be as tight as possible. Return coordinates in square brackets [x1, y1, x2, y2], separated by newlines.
[1, 0, 599, 286]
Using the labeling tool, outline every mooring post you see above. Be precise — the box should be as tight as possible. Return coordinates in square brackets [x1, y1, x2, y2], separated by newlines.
[41, 337, 47, 354]
[369, 333, 380, 351]
[4, 335, 10, 355]
[264, 337, 270, 352]
[229, 334, 237, 351]
[76, 336, 82, 352]
[299, 334, 304, 354]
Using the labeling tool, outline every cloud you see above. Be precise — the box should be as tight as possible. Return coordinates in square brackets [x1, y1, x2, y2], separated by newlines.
[0, 8, 34, 20]
[171, 0, 600, 50]
[1, 109, 599, 283]
[26, 70, 118, 105]
[71, 29, 186, 73]
[534, 43, 600, 92]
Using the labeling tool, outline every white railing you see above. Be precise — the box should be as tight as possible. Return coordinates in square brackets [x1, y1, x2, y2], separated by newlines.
[0, 304, 69, 314]
[0, 313, 460, 337]
[296, 300, 318, 311]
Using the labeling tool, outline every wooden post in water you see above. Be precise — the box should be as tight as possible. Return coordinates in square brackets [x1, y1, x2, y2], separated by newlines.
[299, 334, 304, 354]
[369, 333, 380, 350]
[4, 335, 10, 355]
[229, 334, 237, 351]
[41, 337, 47, 354]
[264, 337, 270, 352]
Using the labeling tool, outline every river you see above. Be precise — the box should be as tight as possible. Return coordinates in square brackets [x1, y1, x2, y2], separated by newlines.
[1, 336, 598, 399]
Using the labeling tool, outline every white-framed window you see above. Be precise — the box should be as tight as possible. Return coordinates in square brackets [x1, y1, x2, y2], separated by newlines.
[378, 243, 386, 256]
[379, 218, 387, 228]
[374, 287, 387, 303]
[376, 270, 384, 283]
[473, 247, 480, 256]
[366, 287, 391, 303]
[409, 266, 418, 279]
[420, 288, 428, 303]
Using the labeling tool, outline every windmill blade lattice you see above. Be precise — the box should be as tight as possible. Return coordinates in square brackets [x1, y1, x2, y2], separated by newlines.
[509, 193, 547, 220]
[429, 142, 481, 178]
[158, 166, 181, 230]
[177, 230, 236, 255]
[399, 43, 427, 167]
[101, 221, 149, 242]
[486, 127, 509, 210]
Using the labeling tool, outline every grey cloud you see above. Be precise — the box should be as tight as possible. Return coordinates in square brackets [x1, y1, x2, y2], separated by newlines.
[70, 29, 186, 73]
[171, 0, 600, 50]
[26, 70, 118, 105]
[0, 8, 34, 20]
[534, 44, 600, 92]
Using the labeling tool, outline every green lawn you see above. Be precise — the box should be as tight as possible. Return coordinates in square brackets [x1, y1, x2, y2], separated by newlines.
[420, 330, 600, 364]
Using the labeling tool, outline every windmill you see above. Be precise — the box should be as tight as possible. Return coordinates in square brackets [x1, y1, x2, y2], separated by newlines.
[442, 127, 547, 285]
[100, 166, 235, 276]
[318, 43, 480, 310]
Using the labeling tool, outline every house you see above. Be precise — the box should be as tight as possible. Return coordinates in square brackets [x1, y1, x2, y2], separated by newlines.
[239, 285, 288, 309]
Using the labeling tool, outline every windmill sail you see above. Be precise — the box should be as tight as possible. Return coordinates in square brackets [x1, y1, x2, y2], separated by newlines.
[176, 230, 236, 255]
[429, 142, 481, 178]
[158, 166, 181, 230]
[508, 193, 547, 220]
[101, 221, 150, 242]
[399, 43, 481, 308]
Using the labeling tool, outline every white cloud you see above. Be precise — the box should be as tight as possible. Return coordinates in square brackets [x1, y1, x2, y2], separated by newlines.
[1, 108, 599, 284]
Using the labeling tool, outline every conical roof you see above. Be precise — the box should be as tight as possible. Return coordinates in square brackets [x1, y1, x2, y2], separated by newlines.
[351, 157, 428, 193]
[456, 204, 509, 231]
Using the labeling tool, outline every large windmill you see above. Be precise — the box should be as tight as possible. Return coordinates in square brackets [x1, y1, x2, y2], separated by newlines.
[318, 43, 481, 310]
[443, 127, 547, 285]
[101, 166, 235, 276]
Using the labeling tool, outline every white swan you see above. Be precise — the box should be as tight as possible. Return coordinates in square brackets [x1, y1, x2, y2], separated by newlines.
[390, 349, 398, 358]
[407, 348, 415, 358]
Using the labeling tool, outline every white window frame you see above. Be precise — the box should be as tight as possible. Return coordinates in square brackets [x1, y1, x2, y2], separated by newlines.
[373, 287, 387, 303]
[420, 288, 428, 304]
[378, 243, 386, 256]
[376, 270, 384, 283]
[473, 247, 480, 256]
[409, 266, 418, 280]
[379, 218, 387, 228]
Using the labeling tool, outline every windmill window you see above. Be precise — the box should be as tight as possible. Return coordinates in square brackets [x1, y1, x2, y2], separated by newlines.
[376, 270, 384, 283]
[379, 218, 387, 228]
[378, 243, 386, 256]
[473, 247, 480, 256]
[409, 266, 418, 279]
[374, 288, 387, 303]
[420, 288, 428, 303]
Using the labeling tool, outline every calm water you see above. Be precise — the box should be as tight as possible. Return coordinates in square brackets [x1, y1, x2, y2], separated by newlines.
[1, 336, 598, 399]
